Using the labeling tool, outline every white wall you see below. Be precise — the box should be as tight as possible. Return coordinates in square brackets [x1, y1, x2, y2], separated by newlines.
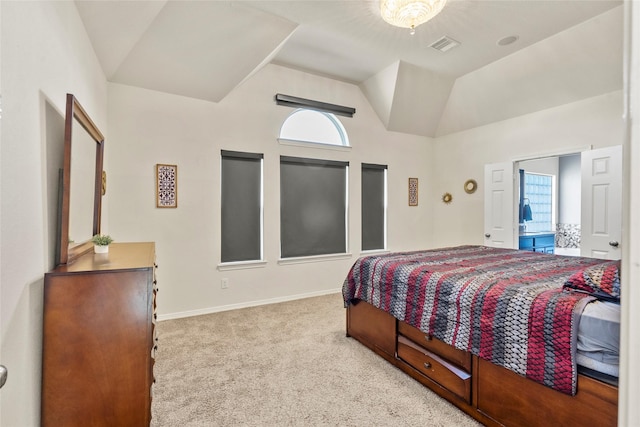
[0, 2, 107, 425]
[520, 157, 559, 177]
[429, 90, 623, 248]
[107, 64, 432, 318]
[558, 154, 581, 224]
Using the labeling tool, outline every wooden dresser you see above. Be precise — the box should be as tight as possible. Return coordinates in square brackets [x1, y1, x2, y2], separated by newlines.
[42, 242, 157, 426]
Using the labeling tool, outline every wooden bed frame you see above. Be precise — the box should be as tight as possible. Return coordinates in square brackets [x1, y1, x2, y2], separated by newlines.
[346, 299, 618, 427]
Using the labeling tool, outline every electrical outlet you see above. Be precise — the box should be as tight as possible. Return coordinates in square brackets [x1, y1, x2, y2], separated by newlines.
[221, 278, 229, 289]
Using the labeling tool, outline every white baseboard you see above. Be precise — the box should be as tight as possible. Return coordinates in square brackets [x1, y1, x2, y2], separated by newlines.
[157, 288, 342, 321]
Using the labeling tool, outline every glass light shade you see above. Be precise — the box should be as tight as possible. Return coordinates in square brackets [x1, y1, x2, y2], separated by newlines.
[380, 0, 447, 32]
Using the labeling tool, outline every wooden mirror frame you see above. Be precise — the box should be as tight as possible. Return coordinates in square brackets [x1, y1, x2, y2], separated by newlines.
[58, 94, 105, 264]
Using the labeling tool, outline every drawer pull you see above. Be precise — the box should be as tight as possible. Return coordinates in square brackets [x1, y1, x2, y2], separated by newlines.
[423, 362, 432, 369]
[424, 335, 432, 342]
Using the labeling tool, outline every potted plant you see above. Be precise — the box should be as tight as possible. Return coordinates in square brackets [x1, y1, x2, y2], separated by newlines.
[91, 234, 113, 254]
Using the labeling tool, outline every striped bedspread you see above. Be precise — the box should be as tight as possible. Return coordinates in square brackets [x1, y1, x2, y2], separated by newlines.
[342, 245, 620, 395]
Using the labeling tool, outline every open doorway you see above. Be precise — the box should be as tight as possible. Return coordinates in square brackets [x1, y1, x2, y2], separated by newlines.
[485, 145, 621, 260]
[518, 154, 581, 256]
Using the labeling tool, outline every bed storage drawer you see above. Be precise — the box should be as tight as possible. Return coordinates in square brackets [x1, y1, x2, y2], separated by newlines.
[398, 336, 471, 403]
[398, 322, 472, 371]
[476, 357, 617, 427]
[346, 300, 396, 360]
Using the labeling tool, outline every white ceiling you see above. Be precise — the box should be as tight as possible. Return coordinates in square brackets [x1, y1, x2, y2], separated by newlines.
[75, 0, 623, 137]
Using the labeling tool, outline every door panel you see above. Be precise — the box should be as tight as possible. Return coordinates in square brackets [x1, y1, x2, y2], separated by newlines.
[484, 162, 516, 248]
[581, 146, 622, 260]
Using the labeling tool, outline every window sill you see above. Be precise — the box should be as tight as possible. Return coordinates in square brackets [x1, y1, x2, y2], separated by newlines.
[278, 253, 353, 265]
[217, 260, 267, 271]
[360, 249, 390, 256]
[278, 138, 351, 152]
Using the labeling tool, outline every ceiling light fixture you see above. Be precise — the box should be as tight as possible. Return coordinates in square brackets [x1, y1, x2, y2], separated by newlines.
[380, 0, 447, 35]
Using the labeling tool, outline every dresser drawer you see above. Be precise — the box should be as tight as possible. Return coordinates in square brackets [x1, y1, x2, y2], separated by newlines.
[398, 322, 472, 371]
[398, 336, 471, 403]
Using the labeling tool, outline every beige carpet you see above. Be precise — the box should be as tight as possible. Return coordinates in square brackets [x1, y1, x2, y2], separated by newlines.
[151, 292, 482, 427]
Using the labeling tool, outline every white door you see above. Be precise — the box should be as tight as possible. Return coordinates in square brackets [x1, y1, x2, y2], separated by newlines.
[581, 146, 622, 260]
[484, 162, 516, 248]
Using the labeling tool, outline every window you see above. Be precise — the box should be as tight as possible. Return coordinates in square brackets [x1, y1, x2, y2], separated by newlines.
[362, 163, 387, 251]
[279, 109, 349, 147]
[220, 151, 263, 263]
[280, 156, 348, 258]
[523, 172, 554, 233]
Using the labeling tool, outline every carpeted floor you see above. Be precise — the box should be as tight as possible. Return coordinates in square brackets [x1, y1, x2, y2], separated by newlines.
[150, 292, 482, 426]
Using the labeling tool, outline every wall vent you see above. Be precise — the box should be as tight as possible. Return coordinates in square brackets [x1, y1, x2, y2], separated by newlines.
[430, 36, 460, 53]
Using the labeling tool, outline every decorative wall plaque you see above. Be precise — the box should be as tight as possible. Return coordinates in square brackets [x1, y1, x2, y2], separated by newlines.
[408, 177, 418, 206]
[464, 179, 477, 194]
[156, 164, 178, 208]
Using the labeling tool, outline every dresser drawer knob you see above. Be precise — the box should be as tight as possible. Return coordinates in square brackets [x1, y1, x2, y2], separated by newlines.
[424, 362, 432, 369]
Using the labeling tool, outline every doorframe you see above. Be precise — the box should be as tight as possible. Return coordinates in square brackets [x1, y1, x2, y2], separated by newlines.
[510, 146, 593, 162]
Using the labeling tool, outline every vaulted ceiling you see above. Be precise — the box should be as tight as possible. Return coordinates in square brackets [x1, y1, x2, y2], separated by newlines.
[75, 0, 623, 137]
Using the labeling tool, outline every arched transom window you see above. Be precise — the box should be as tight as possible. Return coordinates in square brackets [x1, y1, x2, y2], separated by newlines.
[279, 109, 349, 147]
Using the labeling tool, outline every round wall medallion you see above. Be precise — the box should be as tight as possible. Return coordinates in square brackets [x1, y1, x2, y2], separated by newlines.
[442, 192, 453, 204]
[464, 179, 477, 194]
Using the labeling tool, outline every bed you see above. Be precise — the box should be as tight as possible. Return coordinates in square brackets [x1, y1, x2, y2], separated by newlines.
[342, 245, 619, 427]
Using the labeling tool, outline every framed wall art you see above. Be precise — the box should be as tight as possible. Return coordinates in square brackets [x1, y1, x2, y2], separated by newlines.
[408, 177, 418, 206]
[156, 164, 178, 208]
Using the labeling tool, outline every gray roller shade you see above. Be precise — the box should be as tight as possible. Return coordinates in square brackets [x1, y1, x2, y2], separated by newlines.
[221, 151, 262, 262]
[362, 163, 387, 251]
[280, 156, 348, 258]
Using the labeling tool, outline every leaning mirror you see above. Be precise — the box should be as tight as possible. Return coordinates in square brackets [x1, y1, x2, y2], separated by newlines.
[58, 94, 105, 264]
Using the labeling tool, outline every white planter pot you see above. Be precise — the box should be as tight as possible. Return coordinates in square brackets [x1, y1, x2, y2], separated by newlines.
[94, 244, 109, 254]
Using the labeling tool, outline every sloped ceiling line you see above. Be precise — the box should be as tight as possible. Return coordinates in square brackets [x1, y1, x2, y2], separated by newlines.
[75, 1, 623, 137]
[78, 1, 299, 103]
[360, 5, 622, 138]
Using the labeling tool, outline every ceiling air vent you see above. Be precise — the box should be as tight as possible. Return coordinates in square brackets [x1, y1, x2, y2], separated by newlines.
[430, 36, 460, 53]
